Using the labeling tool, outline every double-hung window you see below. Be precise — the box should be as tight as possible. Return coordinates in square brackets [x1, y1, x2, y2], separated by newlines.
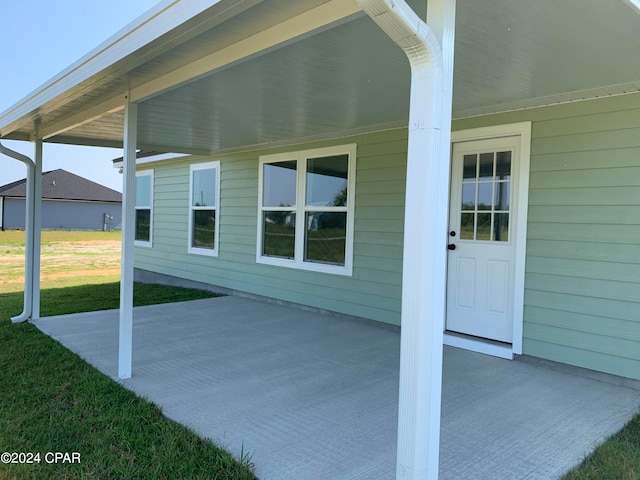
[135, 170, 153, 246]
[257, 144, 356, 275]
[189, 161, 220, 256]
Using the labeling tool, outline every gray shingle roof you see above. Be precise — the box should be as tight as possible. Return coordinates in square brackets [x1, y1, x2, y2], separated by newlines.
[0, 169, 122, 203]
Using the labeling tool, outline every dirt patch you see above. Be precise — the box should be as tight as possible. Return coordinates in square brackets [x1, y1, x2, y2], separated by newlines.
[0, 238, 121, 292]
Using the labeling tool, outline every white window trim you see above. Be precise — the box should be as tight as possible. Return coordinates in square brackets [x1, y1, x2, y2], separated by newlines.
[135, 169, 153, 248]
[257, 144, 356, 276]
[188, 161, 221, 257]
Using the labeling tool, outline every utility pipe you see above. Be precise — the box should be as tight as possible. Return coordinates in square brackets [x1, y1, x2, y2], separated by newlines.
[357, 1, 455, 479]
[0, 140, 35, 323]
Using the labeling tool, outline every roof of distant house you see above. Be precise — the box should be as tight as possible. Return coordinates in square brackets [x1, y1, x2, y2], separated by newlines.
[0, 169, 122, 203]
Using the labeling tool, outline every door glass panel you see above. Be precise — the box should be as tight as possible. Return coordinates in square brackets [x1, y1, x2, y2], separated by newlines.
[457, 148, 513, 242]
[495, 182, 510, 210]
[476, 213, 491, 240]
[496, 151, 512, 180]
[461, 184, 476, 209]
[493, 213, 509, 242]
[463, 155, 477, 179]
[460, 213, 475, 240]
[477, 183, 493, 210]
[478, 153, 494, 180]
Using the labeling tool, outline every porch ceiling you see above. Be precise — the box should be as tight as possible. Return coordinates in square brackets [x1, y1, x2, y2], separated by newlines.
[1, 0, 639, 154]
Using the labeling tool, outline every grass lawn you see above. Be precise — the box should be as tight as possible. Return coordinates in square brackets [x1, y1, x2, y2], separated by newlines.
[0, 231, 255, 479]
[1, 230, 638, 478]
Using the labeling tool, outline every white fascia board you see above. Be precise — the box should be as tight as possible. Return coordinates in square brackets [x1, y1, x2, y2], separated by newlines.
[113, 152, 192, 169]
[0, 0, 260, 136]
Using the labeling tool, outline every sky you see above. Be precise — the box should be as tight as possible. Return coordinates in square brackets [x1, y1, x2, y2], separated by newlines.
[0, 0, 162, 193]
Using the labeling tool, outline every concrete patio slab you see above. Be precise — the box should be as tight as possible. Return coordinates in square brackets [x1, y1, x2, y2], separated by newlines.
[34, 296, 639, 479]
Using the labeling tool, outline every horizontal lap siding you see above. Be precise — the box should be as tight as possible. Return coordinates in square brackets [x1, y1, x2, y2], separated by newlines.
[135, 130, 407, 325]
[454, 93, 640, 379]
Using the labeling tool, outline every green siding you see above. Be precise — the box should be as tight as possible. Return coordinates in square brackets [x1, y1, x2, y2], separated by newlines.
[454, 92, 640, 380]
[138, 93, 640, 380]
[136, 130, 407, 325]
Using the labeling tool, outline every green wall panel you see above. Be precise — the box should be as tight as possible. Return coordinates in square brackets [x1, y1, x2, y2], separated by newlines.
[137, 93, 640, 379]
[136, 129, 408, 326]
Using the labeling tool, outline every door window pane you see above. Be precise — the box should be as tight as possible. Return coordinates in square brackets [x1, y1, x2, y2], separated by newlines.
[304, 212, 346, 265]
[192, 168, 216, 207]
[460, 213, 475, 240]
[463, 155, 477, 179]
[478, 153, 494, 180]
[496, 151, 512, 180]
[461, 184, 476, 210]
[306, 155, 348, 207]
[476, 213, 491, 240]
[493, 213, 509, 242]
[263, 161, 297, 207]
[477, 183, 493, 210]
[263, 212, 295, 258]
[494, 182, 510, 210]
[192, 210, 215, 248]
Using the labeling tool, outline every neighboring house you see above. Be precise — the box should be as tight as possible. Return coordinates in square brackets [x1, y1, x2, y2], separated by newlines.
[0, 169, 122, 230]
[1, 1, 639, 476]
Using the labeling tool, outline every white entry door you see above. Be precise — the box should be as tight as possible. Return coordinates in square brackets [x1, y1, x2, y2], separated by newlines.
[446, 136, 521, 343]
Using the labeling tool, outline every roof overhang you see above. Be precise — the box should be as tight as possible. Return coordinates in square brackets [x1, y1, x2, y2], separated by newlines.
[1, 0, 639, 154]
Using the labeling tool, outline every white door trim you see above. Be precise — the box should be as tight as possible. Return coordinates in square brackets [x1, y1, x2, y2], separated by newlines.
[446, 122, 531, 356]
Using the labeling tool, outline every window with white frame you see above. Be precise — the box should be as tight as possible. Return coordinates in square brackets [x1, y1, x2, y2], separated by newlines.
[189, 161, 220, 256]
[135, 170, 153, 246]
[257, 144, 356, 275]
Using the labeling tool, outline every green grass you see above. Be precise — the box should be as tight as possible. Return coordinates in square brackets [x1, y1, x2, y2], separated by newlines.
[0, 283, 255, 480]
[562, 412, 640, 480]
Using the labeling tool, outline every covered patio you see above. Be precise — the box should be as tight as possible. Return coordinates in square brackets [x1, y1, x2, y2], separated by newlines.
[35, 296, 640, 480]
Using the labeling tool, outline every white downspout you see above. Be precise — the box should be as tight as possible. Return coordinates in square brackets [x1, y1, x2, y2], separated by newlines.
[357, 1, 455, 479]
[0, 140, 35, 323]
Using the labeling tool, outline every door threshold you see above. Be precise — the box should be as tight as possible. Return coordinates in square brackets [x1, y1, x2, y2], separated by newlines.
[444, 332, 513, 360]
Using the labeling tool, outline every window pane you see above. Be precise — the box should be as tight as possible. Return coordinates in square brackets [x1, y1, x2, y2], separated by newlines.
[263, 161, 297, 207]
[496, 151, 512, 180]
[494, 182, 510, 210]
[135, 209, 150, 241]
[461, 183, 476, 210]
[263, 211, 295, 258]
[192, 210, 215, 249]
[136, 175, 151, 207]
[476, 213, 491, 240]
[477, 183, 493, 210]
[460, 213, 474, 240]
[192, 168, 216, 207]
[493, 213, 509, 242]
[304, 212, 346, 265]
[306, 155, 349, 207]
[478, 153, 494, 181]
[463, 155, 477, 180]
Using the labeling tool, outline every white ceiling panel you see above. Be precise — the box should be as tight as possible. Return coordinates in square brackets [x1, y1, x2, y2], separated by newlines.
[4, 0, 640, 152]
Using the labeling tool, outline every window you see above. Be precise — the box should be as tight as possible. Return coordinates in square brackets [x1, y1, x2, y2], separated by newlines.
[135, 170, 153, 246]
[257, 144, 356, 275]
[189, 161, 220, 256]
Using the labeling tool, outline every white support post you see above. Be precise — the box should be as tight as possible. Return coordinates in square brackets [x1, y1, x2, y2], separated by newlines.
[118, 98, 138, 380]
[357, 1, 456, 479]
[32, 138, 43, 320]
